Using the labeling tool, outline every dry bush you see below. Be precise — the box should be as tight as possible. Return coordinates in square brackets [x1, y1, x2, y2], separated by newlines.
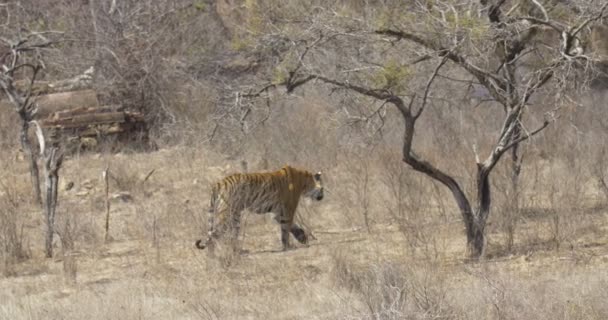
[332, 253, 454, 320]
[109, 163, 141, 194]
[0, 104, 19, 151]
[488, 160, 526, 255]
[378, 148, 450, 259]
[55, 212, 79, 285]
[106, 158, 156, 198]
[457, 268, 608, 320]
[331, 146, 381, 231]
[0, 184, 30, 277]
[511, 111, 602, 253]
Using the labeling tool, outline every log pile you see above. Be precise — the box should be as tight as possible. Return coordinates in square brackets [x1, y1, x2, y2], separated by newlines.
[2, 67, 152, 152]
[38, 104, 150, 152]
[40, 106, 146, 140]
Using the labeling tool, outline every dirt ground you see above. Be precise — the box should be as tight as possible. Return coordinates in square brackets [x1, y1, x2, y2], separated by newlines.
[2, 146, 608, 319]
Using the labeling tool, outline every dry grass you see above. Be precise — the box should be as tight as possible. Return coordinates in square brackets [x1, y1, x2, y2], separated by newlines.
[0, 142, 607, 319]
[3, 94, 608, 318]
[2, 94, 608, 319]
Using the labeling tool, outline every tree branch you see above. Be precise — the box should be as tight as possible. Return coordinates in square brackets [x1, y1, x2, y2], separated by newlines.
[414, 56, 449, 119]
[500, 119, 550, 153]
[375, 29, 509, 105]
[570, 2, 608, 39]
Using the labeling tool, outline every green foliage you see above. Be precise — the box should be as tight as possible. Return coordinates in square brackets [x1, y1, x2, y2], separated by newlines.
[371, 59, 411, 92]
[271, 54, 297, 85]
[228, 0, 265, 51]
[193, 0, 206, 11]
[272, 66, 289, 85]
[245, 0, 263, 35]
[231, 33, 252, 51]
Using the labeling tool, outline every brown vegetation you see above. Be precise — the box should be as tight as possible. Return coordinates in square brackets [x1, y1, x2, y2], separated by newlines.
[1, 1, 608, 319]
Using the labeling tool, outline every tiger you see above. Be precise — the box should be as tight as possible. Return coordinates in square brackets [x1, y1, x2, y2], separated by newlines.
[195, 165, 324, 254]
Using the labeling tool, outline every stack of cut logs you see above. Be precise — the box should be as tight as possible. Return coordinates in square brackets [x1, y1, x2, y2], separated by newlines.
[12, 68, 150, 152]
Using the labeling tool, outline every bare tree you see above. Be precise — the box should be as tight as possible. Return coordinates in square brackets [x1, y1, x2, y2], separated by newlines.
[0, 34, 56, 204]
[0, 31, 66, 257]
[33, 125, 64, 258]
[240, 1, 608, 258]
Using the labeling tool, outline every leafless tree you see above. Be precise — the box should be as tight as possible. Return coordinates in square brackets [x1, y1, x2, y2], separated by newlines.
[0, 30, 66, 257]
[240, 1, 608, 258]
[33, 125, 64, 258]
[0, 33, 56, 204]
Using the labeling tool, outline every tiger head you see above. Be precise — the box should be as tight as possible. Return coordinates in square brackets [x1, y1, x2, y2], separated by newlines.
[284, 165, 324, 201]
[308, 172, 324, 201]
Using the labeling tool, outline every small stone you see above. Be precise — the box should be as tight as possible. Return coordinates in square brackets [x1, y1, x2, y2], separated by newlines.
[111, 192, 133, 202]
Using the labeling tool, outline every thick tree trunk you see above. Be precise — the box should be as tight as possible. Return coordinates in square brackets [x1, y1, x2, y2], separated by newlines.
[467, 166, 492, 258]
[468, 221, 486, 258]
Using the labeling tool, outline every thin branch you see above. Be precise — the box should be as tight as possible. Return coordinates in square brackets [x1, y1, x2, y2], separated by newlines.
[290, 33, 323, 78]
[499, 119, 550, 156]
[22, 64, 42, 113]
[241, 83, 277, 98]
[414, 55, 449, 119]
[571, 3, 608, 38]
[514, 16, 565, 33]
[375, 29, 508, 105]
[530, 0, 549, 21]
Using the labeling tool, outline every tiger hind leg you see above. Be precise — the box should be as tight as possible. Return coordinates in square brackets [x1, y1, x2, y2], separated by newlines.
[227, 210, 242, 254]
[195, 205, 220, 254]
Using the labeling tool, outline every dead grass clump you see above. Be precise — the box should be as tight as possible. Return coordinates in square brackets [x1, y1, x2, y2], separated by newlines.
[458, 268, 608, 320]
[0, 182, 31, 277]
[337, 151, 374, 231]
[108, 162, 142, 194]
[105, 159, 156, 199]
[332, 253, 454, 319]
[378, 149, 450, 260]
[56, 212, 80, 285]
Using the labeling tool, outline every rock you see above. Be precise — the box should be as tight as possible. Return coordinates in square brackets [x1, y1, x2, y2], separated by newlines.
[111, 192, 133, 202]
[64, 181, 75, 191]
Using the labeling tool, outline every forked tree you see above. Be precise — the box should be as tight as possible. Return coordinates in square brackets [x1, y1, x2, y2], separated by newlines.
[0, 35, 52, 205]
[240, 1, 607, 258]
[0, 34, 64, 258]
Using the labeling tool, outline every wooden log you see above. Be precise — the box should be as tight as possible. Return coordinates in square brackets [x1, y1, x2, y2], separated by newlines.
[41, 111, 126, 128]
[34, 90, 99, 117]
[51, 105, 122, 118]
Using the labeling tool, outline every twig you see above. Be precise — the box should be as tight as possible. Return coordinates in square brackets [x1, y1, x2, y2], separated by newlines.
[103, 166, 110, 243]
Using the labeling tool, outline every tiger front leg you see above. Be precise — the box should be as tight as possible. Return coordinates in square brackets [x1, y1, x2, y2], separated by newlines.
[276, 207, 297, 251]
[280, 222, 292, 251]
[290, 224, 308, 245]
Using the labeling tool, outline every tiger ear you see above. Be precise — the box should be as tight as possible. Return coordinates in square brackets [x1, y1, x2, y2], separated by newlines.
[314, 172, 322, 180]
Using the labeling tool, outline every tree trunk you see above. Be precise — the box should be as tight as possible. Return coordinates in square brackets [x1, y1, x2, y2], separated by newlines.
[504, 123, 523, 251]
[398, 107, 482, 258]
[20, 120, 42, 205]
[468, 219, 486, 258]
[466, 164, 493, 258]
[44, 147, 62, 258]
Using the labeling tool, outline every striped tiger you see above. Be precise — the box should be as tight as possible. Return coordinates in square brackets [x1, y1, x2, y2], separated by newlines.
[195, 165, 324, 254]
